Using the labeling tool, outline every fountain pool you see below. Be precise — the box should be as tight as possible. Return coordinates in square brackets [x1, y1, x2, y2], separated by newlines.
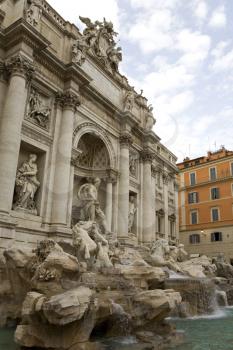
[169, 307, 233, 350]
[2, 308, 233, 349]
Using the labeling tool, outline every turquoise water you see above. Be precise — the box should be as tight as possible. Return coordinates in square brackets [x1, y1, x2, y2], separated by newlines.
[169, 307, 233, 350]
[2, 309, 233, 350]
[0, 328, 19, 350]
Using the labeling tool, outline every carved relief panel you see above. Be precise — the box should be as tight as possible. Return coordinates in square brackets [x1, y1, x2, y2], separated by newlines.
[25, 88, 52, 131]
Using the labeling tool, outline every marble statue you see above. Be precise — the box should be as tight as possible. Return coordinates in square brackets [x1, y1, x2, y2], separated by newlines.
[129, 153, 137, 177]
[128, 195, 137, 233]
[26, 0, 42, 27]
[72, 221, 111, 267]
[13, 154, 40, 215]
[78, 177, 108, 234]
[27, 89, 51, 129]
[150, 239, 181, 272]
[79, 16, 122, 73]
[124, 88, 135, 112]
[72, 36, 89, 66]
[145, 104, 156, 132]
[106, 46, 122, 72]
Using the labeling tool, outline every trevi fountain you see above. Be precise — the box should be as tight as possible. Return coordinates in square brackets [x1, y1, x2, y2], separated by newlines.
[1, 0, 233, 349]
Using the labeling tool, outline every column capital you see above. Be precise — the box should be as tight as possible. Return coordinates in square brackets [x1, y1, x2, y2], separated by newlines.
[151, 165, 157, 178]
[140, 149, 155, 163]
[56, 91, 80, 111]
[163, 172, 169, 185]
[119, 132, 133, 147]
[106, 168, 118, 183]
[5, 54, 35, 82]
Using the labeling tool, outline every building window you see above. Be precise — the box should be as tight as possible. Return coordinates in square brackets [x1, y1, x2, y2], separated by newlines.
[190, 210, 198, 224]
[190, 172, 196, 185]
[211, 208, 219, 222]
[189, 234, 200, 244]
[211, 187, 220, 200]
[231, 163, 233, 176]
[211, 232, 223, 242]
[210, 167, 217, 181]
[188, 192, 199, 204]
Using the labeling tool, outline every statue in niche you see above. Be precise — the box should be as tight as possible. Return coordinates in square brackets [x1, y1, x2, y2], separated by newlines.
[26, 0, 42, 27]
[27, 89, 51, 129]
[78, 177, 108, 234]
[145, 104, 156, 132]
[13, 154, 40, 215]
[123, 88, 135, 112]
[72, 36, 89, 66]
[129, 153, 137, 177]
[128, 195, 137, 233]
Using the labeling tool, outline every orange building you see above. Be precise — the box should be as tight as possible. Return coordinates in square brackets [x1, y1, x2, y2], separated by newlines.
[177, 146, 233, 263]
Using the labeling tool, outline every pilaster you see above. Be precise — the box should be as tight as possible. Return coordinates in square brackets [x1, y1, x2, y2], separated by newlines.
[117, 132, 132, 238]
[51, 90, 80, 228]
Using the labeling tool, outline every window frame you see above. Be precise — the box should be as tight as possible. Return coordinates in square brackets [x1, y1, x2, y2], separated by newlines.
[190, 210, 198, 225]
[211, 207, 220, 222]
[230, 162, 233, 176]
[210, 187, 220, 200]
[188, 191, 199, 204]
[189, 233, 200, 244]
[211, 231, 223, 242]
[209, 167, 217, 181]
[189, 172, 196, 186]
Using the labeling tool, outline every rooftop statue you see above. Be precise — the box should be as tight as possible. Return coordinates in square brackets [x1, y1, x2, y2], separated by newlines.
[74, 16, 122, 73]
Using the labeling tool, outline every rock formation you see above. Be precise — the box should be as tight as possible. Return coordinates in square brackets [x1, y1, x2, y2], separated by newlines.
[2, 233, 184, 349]
[2, 223, 233, 349]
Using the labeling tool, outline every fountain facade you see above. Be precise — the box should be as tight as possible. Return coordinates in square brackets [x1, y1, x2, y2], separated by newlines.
[0, 0, 178, 258]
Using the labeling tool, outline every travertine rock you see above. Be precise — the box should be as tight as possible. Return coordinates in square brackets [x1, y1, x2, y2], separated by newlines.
[43, 287, 93, 325]
[179, 255, 216, 278]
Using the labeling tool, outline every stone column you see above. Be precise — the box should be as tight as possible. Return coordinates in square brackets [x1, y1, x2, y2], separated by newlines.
[151, 165, 157, 242]
[105, 179, 113, 232]
[117, 133, 132, 237]
[0, 55, 34, 215]
[141, 149, 154, 243]
[163, 173, 169, 240]
[51, 91, 80, 226]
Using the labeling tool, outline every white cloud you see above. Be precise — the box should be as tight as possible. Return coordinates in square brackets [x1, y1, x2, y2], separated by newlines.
[127, 9, 174, 53]
[194, 1, 208, 20]
[130, 0, 179, 10]
[176, 29, 211, 54]
[211, 41, 230, 58]
[210, 48, 233, 72]
[156, 91, 194, 116]
[142, 65, 194, 96]
[209, 5, 226, 28]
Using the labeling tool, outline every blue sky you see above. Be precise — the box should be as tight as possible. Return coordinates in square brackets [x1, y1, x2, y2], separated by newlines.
[48, 0, 233, 161]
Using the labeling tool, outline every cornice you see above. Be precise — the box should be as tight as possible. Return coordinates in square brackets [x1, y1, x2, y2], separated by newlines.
[22, 121, 53, 147]
[2, 18, 50, 51]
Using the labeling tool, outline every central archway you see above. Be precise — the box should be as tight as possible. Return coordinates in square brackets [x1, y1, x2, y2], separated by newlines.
[77, 133, 110, 170]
